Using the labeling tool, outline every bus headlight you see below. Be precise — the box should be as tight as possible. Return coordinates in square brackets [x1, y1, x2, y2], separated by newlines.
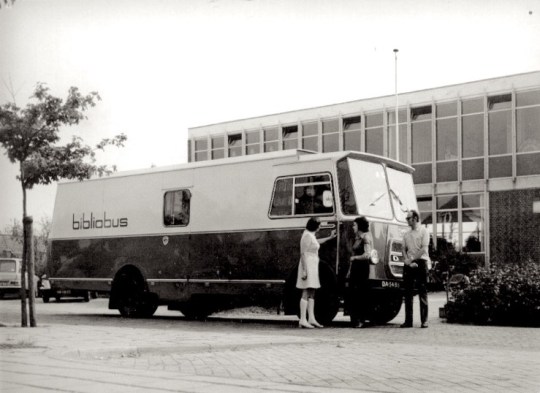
[370, 250, 379, 264]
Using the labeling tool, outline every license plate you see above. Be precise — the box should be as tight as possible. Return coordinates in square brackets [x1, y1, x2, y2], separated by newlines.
[381, 280, 401, 289]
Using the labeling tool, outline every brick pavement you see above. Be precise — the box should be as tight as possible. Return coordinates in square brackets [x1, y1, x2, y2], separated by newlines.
[1, 293, 539, 392]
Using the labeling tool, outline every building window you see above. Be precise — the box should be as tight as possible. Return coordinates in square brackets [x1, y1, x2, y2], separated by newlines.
[302, 121, 319, 152]
[264, 127, 279, 153]
[488, 93, 512, 178]
[461, 193, 484, 253]
[411, 105, 432, 121]
[462, 114, 484, 158]
[322, 118, 339, 152]
[436, 194, 459, 251]
[436, 107, 458, 182]
[365, 112, 383, 156]
[462, 105, 484, 181]
[462, 98, 483, 115]
[245, 130, 260, 155]
[417, 196, 434, 247]
[228, 134, 242, 158]
[388, 109, 407, 162]
[516, 89, 540, 176]
[211, 135, 225, 160]
[516, 106, 540, 152]
[489, 111, 512, 155]
[343, 116, 361, 151]
[194, 138, 208, 162]
[488, 93, 512, 110]
[282, 125, 298, 150]
[164, 190, 191, 226]
[412, 106, 432, 164]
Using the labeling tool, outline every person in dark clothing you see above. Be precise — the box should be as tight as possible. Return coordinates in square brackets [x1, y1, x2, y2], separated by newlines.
[346, 216, 373, 328]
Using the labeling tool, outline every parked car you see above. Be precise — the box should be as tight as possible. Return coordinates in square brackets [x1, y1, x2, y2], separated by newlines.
[39, 275, 95, 302]
[0, 258, 39, 299]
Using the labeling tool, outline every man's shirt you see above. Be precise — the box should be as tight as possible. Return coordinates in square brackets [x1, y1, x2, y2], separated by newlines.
[404, 225, 430, 262]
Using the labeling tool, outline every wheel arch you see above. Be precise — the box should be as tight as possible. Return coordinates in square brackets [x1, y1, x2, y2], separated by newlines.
[108, 264, 151, 310]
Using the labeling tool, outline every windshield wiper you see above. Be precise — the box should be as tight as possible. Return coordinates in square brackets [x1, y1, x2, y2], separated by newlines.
[369, 192, 386, 206]
[389, 188, 409, 213]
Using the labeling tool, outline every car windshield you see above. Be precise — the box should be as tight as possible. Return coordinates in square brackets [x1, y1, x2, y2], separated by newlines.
[0, 260, 17, 273]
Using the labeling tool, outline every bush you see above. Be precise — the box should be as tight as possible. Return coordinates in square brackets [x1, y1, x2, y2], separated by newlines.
[445, 260, 540, 326]
[428, 242, 479, 291]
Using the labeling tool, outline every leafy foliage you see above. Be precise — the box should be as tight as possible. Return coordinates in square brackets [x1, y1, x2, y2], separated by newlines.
[445, 260, 540, 327]
[427, 240, 480, 291]
[0, 83, 126, 189]
[0, 82, 126, 327]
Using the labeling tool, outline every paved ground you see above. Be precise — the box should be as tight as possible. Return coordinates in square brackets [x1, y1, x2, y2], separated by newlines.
[1, 292, 539, 392]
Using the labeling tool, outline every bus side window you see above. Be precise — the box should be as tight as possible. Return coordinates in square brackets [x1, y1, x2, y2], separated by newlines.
[164, 189, 191, 226]
[269, 174, 334, 218]
[270, 178, 293, 216]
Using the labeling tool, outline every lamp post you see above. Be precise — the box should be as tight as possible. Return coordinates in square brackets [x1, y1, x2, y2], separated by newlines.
[393, 48, 399, 162]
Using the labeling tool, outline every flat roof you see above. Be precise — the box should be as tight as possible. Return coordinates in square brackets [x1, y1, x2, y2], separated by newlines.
[189, 70, 540, 137]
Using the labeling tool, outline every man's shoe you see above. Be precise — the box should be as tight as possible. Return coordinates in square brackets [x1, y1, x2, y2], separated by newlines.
[421, 322, 429, 328]
[400, 323, 412, 328]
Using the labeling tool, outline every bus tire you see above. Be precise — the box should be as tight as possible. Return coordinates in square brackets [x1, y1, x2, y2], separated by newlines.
[367, 290, 402, 324]
[113, 267, 158, 318]
[179, 301, 211, 320]
[284, 261, 339, 326]
[314, 262, 339, 325]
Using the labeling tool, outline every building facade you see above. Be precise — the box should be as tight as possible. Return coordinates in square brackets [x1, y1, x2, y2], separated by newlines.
[187, 71, 540, 266]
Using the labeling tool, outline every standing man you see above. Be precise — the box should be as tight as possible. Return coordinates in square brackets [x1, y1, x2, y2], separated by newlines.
[401, 209, 430, 328]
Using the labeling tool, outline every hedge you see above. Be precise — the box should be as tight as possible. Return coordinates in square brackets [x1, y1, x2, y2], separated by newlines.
[445, 260, 540, 327]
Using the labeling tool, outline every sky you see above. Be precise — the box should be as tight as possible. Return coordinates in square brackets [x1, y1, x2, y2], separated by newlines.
[0, 0, 539, 231]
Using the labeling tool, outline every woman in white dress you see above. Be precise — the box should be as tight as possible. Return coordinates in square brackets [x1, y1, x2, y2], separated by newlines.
[297, 217, 336, 329]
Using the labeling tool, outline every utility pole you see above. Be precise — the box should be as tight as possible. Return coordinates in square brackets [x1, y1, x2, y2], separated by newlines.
[393, 48, 399, 162]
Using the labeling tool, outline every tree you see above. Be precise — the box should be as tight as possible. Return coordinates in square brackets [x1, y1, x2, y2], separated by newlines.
[0, 83, 126, 327]
[0, 0, 15, 9]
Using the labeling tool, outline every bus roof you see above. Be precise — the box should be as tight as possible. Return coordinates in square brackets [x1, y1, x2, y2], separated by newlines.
[59, 150, 413, 184]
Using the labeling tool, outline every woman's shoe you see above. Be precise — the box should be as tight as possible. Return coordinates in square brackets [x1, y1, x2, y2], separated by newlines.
[299, 320, 314, 329]
[309, 320, 324, 328]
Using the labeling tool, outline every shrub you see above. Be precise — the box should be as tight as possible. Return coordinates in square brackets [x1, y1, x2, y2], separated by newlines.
[445, 259, 540, 326]
[428, 242, 480, 291]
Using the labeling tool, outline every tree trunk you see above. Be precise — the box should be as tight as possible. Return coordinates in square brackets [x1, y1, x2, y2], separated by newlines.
[24, 216, 37, 327]
[20, 173, 28, 327]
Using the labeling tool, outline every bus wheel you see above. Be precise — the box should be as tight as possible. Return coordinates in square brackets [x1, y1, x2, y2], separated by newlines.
[314, 262, 339, 325]
[367, 291, 403, 324]
[114, 268, 158, 318]
[179, 302, 211, 320]
[284, 262, 339, 325]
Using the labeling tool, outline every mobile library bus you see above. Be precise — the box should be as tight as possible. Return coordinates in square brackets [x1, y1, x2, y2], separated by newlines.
[47, 150, 417, 324]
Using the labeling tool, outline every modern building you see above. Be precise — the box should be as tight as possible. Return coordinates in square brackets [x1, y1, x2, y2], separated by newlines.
[187, 71, 540, 266]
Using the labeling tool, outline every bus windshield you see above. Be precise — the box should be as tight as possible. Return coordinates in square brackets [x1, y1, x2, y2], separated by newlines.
[386, 167, 418, 222]
[338, 158, 417, 220]
[344, 159, 393, 219]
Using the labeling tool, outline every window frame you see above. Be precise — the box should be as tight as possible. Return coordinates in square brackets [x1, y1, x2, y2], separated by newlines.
[163, 189, 191, 227]
[268, 172, 335, 218]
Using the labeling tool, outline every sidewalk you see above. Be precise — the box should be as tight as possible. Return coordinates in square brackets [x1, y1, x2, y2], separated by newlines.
[1, 293, 539, 392]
